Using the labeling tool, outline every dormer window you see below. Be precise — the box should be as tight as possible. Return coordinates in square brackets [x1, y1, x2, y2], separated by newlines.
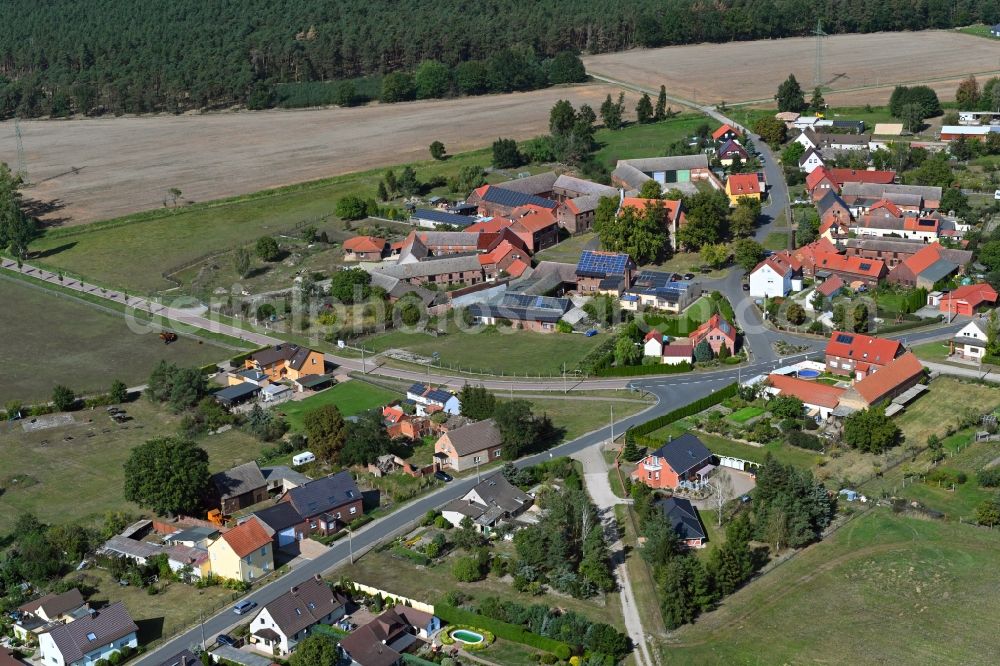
[87, 633, 97, 641]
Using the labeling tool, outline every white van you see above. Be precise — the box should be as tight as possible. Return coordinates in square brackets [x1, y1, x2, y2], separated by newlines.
[292, 451, 316, 466]
[994, 190, 1000, 201]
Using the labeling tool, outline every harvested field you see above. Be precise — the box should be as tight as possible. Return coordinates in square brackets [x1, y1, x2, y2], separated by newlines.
[0, 84, 634, 226]
[583, 30, 1000, 107]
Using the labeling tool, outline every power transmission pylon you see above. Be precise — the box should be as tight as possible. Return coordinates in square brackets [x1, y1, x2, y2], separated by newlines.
[14, 117, 28, 183]
[813, 19, 827, 90]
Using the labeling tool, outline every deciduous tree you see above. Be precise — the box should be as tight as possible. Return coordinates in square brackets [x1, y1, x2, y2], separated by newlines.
[255, 236, 280, 261]
[303, 404, 348, 464]
[429, 140, 447, 160]
[123, 437, 210, 516]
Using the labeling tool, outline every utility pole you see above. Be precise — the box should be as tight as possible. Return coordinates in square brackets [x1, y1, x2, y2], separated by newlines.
[476, 458, 481, 484]
[361, 347, 366, 374]
[562, 362, 566, 394]
[348, 525, 354, 564]
[200, 610, 206, 651]
[813, 19, 827, 90]
[610, 404, 615, 443]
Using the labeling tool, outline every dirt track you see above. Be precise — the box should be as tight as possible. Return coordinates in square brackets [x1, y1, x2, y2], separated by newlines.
[0, 84, 632, 226]
[583, 30, 1000, 107]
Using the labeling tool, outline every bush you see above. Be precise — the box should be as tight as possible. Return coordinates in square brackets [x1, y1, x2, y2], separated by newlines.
[787, 430, 823, 451]
[978, 468, 1000, 488]
[434, 604, 572, 658]
[453, 557, 485, 582]
[925, 468, 967, 486]
[392, 546, 431, 566]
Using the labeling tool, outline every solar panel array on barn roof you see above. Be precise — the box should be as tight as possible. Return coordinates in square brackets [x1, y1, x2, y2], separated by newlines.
[576, 250, 631, 278]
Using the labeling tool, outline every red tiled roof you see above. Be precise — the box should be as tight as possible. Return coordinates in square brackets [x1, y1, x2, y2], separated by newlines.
[645, 330, 664, 343]
[940, 283, 998, 309]
[509, 205, 558, 233]
[826, 331, 902, 365]
[869, 200, 902, 217]
[827, 169, 895, 186]
[813, 252, 885, 278]
[767, 374, 845, 409]
[806, 167, 833, 191]
[343, 236, 386, 253]
[662, 344, 693, 358]
[220, 518, 271, 558]
[904, 217, 939, 232]
[467, 219, 511, 234]
[850, 352, 924, 405]
[505, 258, 529, 278]
[772, 250, 803, 272]
[900, 242, 945, 275]
[817, 275, 844, 296]
[727, 173, 760, 195]
[712, 123, 738, 140]
[793, 238, 838, 267]
[692, 313, 736, 343]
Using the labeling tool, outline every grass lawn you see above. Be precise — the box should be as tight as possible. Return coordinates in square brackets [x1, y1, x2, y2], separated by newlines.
[532, 232, 595, 265]
[279, 380, 400, 431]
[0, 276, 230, 404]
[521, 395, 653, 441]
[0, 400, 268, 533]
[728, 406, 764, 423]
[335, 544, 625, 630]
[66, 568, 240, 647]
[957, 23, 997, 39]
[364, 322, 607, 376]
[669, 509, 1000, 664]
[592, 115, 708, 169]
[895, 377, 1000, 445]
[762, 231, 790, 252]
[911, 340, 953, 362]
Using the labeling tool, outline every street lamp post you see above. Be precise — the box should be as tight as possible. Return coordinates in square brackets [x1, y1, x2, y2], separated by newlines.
[348, 525, 354, 564]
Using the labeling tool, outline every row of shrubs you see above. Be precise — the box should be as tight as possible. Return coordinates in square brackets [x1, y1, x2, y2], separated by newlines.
[627, 382, 738, 441]
[439, 625, 496, 651]
[434, 604, 572, 660]
[391, 545, 431, 566]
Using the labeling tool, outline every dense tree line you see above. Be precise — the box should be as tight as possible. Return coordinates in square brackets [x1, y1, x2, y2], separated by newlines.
[1, 0, 996, 118]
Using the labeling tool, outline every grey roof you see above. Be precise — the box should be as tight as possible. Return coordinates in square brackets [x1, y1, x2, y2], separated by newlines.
[261, 465, 312, 488]
[650, 434, 712, 476]
[411, 209, 473, 226]
[918, 258, 959, 283]
[798, 147, 822, 166]
[820, 133, 870, 145]
[418, 231, 480, 247]
[444, 418, 502, 456]
[954, 335, 987, 348]
[611, 163, 652, 189]
[252, 502, 304, 533]
[845, 238, 927, 254]
[655, 497, 707, 542]
[840, 182, 942, 202]
[256, 576, 345, 638]
[856, 215, 905, 230]
[467, 474, 531, 513]
[376, 254, 483, 280]
[368, 271, 441, 305]
[553, 174, 618, 198]
[286, 471, 360, 518]
[494, 171, 558, 195]
[212, 461, 266, 500]
[167, 526, 218, 544]
[19, 589, 86, 618]
[47, 602, 137, 664]
[619, 155, 709, 173]
[101, 535, 164, 559]
[214, 383, 261, 403]
[816, 190, 849, 217]
[567, 194, 602, 213]
[396, 235, 429, 263]
[250, 344, 312, 370]
[481, 187, 558, 210]
[157, 649, 204, 666]
[469, 303, 564, 324]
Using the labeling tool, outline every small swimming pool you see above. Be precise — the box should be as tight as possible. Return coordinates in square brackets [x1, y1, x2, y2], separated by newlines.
[451, 630, 484, 644]
[798, 369, 820, 380]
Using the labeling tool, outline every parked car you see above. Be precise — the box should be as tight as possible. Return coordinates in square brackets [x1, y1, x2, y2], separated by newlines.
[585, 329, 599, 337]
[434, 470, 453, 483]
[217, 634, 238, 647]
[994, 189, 1000, 200]
[682, 273, 695, 281]
[233, 600, 257, 615]
[742, 283, 751, 291]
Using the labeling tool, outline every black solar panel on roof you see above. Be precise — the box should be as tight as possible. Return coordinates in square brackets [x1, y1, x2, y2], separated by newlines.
[918, 219, 935, 227]
[835, 333, 854, 344]
[482, 188, 557, 209]
[576, 251, 629, 276]
[859, 262, 872, 270]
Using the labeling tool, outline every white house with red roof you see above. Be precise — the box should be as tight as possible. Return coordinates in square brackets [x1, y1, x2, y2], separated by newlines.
[643, 330, 694, 365]
[749, 255, 799, 298]
[765, 373, 845, 420]
[825, 331, 903, 380]
[644, 330, 665, 357]
[712, 123, 740, 142]
[343, 236, 388, 262]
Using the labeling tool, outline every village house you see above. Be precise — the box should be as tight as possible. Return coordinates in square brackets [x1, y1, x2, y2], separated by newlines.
[467, 292, 571, 333]
[785, 238, 839, 277]
[825, 331, 903, 379]
[717, 138, 749, 166]
[551, 173, 619, 201]
[466, 173, 559, 218]
[342, 236, 388, 262]
[555, 195, 602, 234]
[339, 605, 440, 666]
[477, 239, 530, 280]
[441, 474, 533, 534]
[251, 502, 310, 549]
[375, 254, 485, 289]
[799, 148, 825, 174]
[505, 205, 560, 252]
[410, 209, 475, 229]
[211, 461, 268, 515]
[621, 270, 701, 313]
[574, 250, 635, 293]
[38, 603, 138, 666]
[812, 275, 845, 304]
[816, 190, 853, 232]
[845, 237, 932, 270]
[655, 497, 707, 548]
[612, 155, 719, 194]
[690, 313, 737, 356]
[840, 182, 941, 216]
[434, 418, 503, 471]
[14, 589, 89, 640]
[712, 123, 740, 142]
[642, 330, 693, 365]
[618, 197, 687, 252]
[249, 576, 348, 656]
[724, 173, 762, 205]
[887, 242, 970, 289]
[631, 433, 713, 490]
[749, 255, 800, 298]
[246, 345, 324, 383]
[939, 283, 998, 317]
[952, 319, 989, 361]
[397, 231, 480, 259]
[282, 471, 364, 536]
[836, 352, 925, 412]
[406, 383, 460, 415]
[764, 373, 845, 420]
[207, 517, 273, 583]
[812, 252, 886, 287]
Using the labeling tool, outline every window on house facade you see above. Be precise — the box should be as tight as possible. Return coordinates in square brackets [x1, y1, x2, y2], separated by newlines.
[350, 507, 357, 515]
[494, 450, 501, 458]
[260, 546, 267, 556]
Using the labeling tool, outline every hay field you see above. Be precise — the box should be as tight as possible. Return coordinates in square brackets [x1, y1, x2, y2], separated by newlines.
[584, 30, 1000, 107]
[0, 84, 634, 226]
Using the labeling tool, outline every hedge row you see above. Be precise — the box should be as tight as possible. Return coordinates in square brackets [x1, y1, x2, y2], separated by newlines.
[391, 546, 431, 566]
[627, 382, 738, 441]
[595, 362, 692, 377]
[200, 363, 220, 376]
[230, 346, 270, 366]
[434, 604, 572, 659]
[876, 315, 943, 335]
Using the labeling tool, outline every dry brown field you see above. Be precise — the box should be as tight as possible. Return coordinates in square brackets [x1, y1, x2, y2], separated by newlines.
[0, 83, 634, 226]
[583, 30, 1000, 107]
